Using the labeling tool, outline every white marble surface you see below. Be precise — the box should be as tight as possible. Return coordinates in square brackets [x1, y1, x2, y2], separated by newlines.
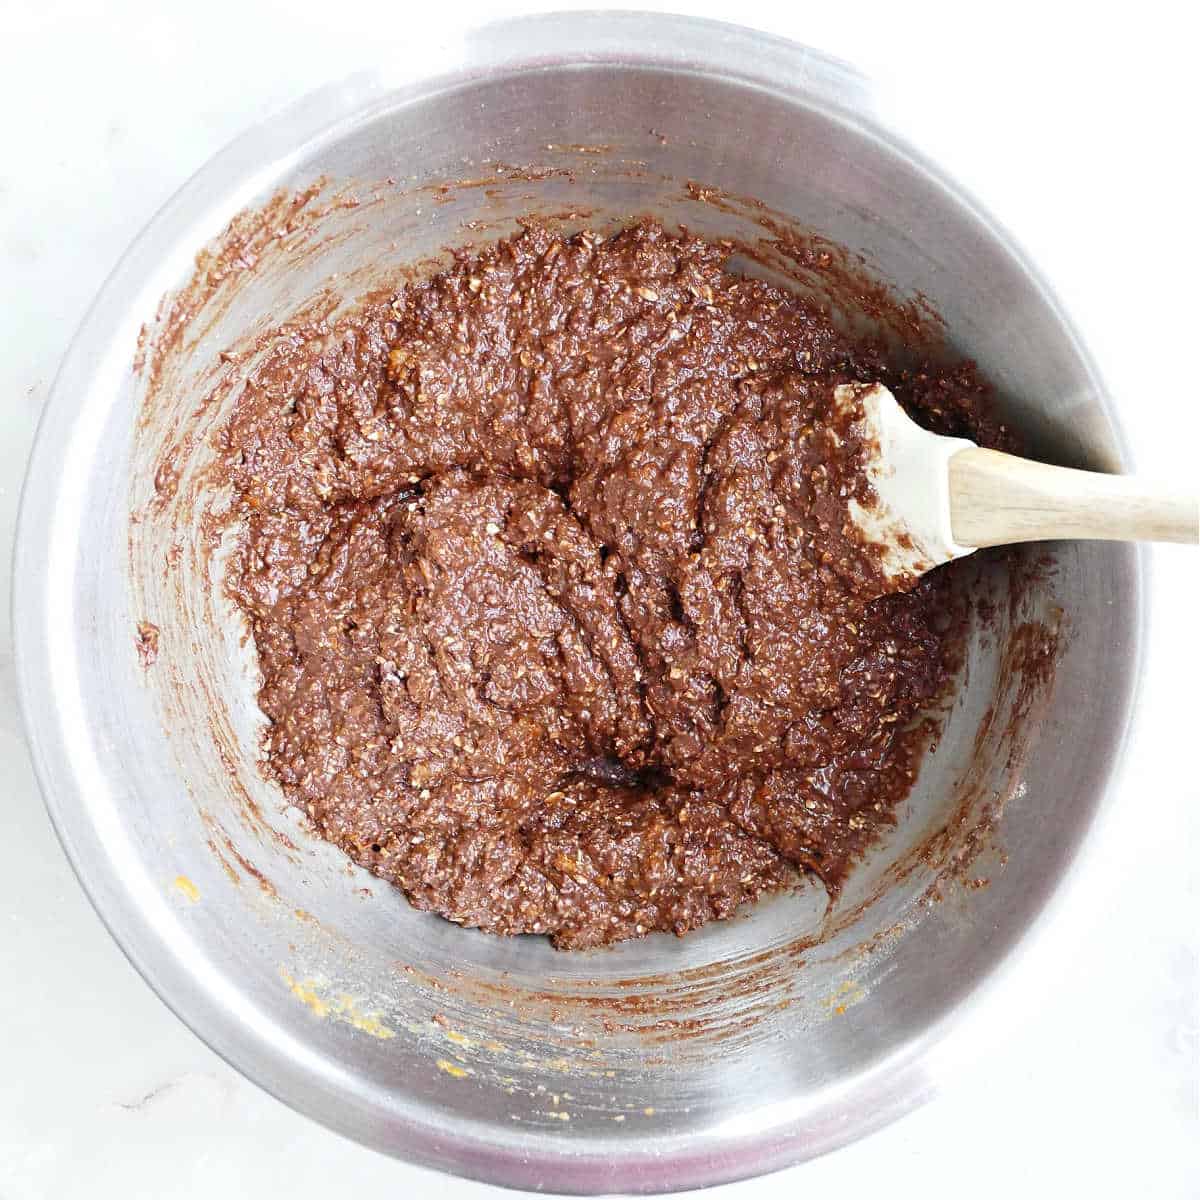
[1, 2, 1195, 1196]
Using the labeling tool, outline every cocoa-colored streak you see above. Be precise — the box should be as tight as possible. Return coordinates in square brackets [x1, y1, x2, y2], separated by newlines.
[135, 620, 160, 669]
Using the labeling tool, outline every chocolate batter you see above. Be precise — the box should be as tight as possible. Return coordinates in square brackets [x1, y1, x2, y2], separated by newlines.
[224, 221, 995, 949]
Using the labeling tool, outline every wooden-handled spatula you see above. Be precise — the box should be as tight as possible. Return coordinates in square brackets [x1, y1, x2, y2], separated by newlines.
[835, 382, 1199, 590]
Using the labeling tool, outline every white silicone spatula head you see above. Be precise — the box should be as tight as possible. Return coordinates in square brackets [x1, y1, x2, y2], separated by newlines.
[834, 381, 1198, 593]
[833, 382, 976, 588]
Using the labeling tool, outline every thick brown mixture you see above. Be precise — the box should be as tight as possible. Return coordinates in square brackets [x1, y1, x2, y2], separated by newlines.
[224, 221, 994, 949]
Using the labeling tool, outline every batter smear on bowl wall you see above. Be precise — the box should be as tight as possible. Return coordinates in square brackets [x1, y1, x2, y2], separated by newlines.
[224, 220, 1005, 949]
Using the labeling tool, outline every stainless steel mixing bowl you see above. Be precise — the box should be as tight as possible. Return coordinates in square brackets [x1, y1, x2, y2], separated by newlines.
[14, 12, 1141, 1193]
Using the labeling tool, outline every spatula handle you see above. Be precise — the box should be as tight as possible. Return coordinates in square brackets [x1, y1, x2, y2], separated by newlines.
[948, 447, 1199, 548]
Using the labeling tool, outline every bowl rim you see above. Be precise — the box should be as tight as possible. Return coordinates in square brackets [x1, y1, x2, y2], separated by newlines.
[12, 10, 1144, 1193]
